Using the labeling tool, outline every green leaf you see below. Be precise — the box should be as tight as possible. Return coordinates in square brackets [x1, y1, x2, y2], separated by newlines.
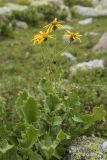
[82, 113, 93, 123]
[41, 137, 58, 160]
[15, 90, 28, 119]
[56, 130, 70, 143]
[81, 107, 106, 129]
[42, 145, 55, 160]
[2, 147, 19, 160]
[20, 125, 39, 148]
[0, 96, 6, 116]
[41, 141, 60, 160]
[81, 114, 93, 129]
[46, 94, 59, 111]
[38, 78, 55, 95]
[22, 96, 40, 124]
[0, 139, 14, 154]
[29, 151, 43, 160]
[41, 130, 69, 160]
[25, 125, 39, 148]
[51, 116, 62, 126]
[72, 115, 83, 123]
[93, 107, 106, 121]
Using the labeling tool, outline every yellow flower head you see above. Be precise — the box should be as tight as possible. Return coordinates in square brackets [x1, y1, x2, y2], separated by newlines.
[32, 31, 55, 44]
[44, 18, 63, 32]
[64, 30, 82, 42]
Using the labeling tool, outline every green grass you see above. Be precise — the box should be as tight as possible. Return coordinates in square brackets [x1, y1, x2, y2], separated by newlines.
[0, 0, 31, 5]
[0, 17, 107, 113]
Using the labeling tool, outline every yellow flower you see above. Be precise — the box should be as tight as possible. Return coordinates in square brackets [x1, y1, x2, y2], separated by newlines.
[64, 30, 82, 42]
[32, 31, 55, 44]
[44, 18, 63, 32]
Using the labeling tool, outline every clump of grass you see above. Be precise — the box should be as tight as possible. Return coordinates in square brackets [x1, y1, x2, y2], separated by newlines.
[0, 15, 15, 38]
[1, 0, 31, 6]
[64, 0, 92, 7]
[13, 0, 31, 6]
[0, 1, 4, 7]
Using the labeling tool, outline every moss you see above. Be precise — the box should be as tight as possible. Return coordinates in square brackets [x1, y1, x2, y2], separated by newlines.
[69, 136, 107, 160]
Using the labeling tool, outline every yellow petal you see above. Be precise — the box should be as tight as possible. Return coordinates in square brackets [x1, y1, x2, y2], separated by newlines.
[64, 34, 70, 37]
[44, 24, 51, 28]
[48, 35, 56, 39]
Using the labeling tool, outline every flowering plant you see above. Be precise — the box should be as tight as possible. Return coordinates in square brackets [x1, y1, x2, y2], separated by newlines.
[0, 18, 106, 160]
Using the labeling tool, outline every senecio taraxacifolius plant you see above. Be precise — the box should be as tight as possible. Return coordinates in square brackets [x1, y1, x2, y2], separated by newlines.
[0, 18, 106, 160]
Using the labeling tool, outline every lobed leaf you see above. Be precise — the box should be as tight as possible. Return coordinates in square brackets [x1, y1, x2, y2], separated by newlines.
[15, 90, 28, 119]
[22, 96, 40, 124]
[20, 125, 39, 148]
[0, 139, 14, 154]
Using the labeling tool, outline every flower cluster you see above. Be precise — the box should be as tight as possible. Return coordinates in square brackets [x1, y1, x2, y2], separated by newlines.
[32, 18, 82, 44]
[32, 31, 55, 45]
[65, 30, 81, 42]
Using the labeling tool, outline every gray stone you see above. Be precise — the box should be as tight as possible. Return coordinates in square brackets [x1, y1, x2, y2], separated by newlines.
[103, 141, 107, 152]
[0, 3, 28, 16]
[93, 32, 107, 52]
[85, 32, 100, 36]
[63, 52, 76, 61]
[6, 3, 28, 11]
[72, 5, 107, 17]
[16, 21, 28, 29]
[78, 18, 93, 25]
[70, 60, 104, 74]
[59, 25, 73, 30]
[72, 5, 97, 17]
[68, 136, 107, 160]
[0, 6, 11, 15]
[92, 0, 107, 9]
[69, 146, 77, 154]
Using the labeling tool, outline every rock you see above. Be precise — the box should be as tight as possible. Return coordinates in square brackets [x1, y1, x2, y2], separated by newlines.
[0, 3, 28, 16]
[85, 32, 100, 36]
[6, 3, 28, 11]
[16, 21, 28, 29]
[59, 25, 73, 31]
[70, 60, 104, 74]
[63, 52, 76, 61]
[93, 32, 107, 52]
[69, 146, 77, 154]
[0, 6, 11, 16]
[103, 141, 107, 152]
[72, 5, 97, 17]
[72, 5, 107, 17]
[68, 136, 107, 160]
[78, 18, 93, 25]
[92, 0, 107, 9]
